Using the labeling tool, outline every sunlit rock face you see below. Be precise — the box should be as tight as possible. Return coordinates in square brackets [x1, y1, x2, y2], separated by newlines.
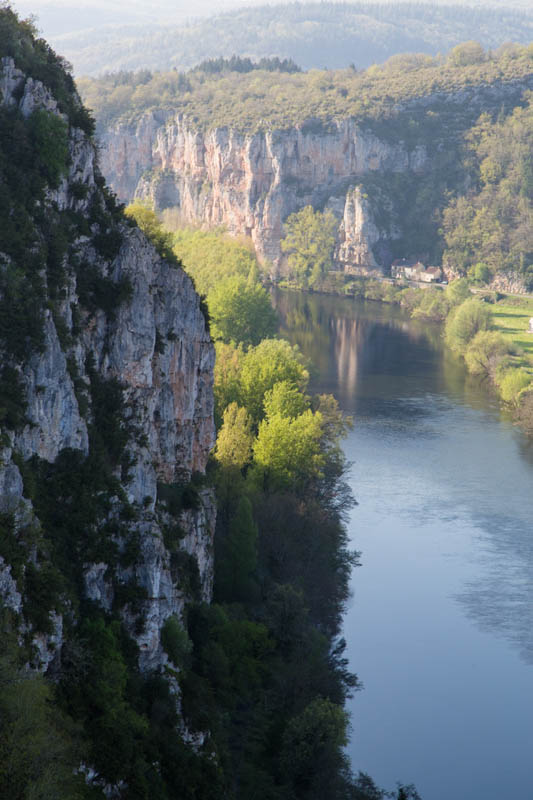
[100, 114, 424, 274]
[98, 74, 533, 276]
[0, 58, 215, 673]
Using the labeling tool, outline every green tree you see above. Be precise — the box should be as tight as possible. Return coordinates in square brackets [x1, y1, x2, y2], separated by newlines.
[239, 338, 309, 421]
[281, 698, 349, 798]
[410, 288, 448, 321]
[171, 226, 259, 295]
[252, 408, 324, 490]
[447, 41, 485, 67]
[208, 274, 277, 347]
[215, 402, 255, 470]
[263, 380, 309, 419]
[281, 206, 337, 287]
[496, 367, 531, 404]
[215, 496, 258, 602]
[213, 342, 245, 425]
[445, 277, 471, 307]
[0, 614, 84, 800]
[444, 298, 491, 353]
[125, 202, 176, 260]
[28, 110, 69, 188]
[464, 330, 510, 376]
[161, 615, 193, 668]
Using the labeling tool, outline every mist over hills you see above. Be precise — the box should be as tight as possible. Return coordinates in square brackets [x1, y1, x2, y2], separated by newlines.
[13, 1, 533, 77]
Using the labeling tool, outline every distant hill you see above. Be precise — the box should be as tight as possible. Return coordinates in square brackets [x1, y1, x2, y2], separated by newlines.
[37, 2, 533, 76]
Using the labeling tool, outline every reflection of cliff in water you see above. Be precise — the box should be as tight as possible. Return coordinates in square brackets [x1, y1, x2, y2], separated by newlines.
[273, 289, 450, 415]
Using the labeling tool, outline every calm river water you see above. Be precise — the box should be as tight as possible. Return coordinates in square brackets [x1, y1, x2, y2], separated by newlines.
[274, 289, 533, 800]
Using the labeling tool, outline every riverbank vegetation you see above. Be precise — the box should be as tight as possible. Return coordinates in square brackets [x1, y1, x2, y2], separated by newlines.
[442, 96, 533, 288]
[330, 274, 533, 425]
[128, 204, 421, 798]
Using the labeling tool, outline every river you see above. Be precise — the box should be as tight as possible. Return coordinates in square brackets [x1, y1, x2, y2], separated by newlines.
[273, 289, 533, 800]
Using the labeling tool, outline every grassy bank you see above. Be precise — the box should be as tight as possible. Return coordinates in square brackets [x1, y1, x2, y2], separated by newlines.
[489, 297, 533, 368]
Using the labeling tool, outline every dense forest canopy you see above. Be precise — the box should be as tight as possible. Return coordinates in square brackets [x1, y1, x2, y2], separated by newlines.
[442, 94, 533, 285]
[32, 2, 533, 77]
[79, 42, 533, 132]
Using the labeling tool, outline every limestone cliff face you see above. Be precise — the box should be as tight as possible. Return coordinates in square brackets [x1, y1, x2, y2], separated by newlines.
[98, 76, 533, 276]
[100, 114, 425, 273]
[0, 58, 215, 673]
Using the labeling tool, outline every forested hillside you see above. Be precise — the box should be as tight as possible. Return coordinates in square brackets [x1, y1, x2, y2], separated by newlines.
[79, 43, 533, 132]
[44, 2, 533, 77]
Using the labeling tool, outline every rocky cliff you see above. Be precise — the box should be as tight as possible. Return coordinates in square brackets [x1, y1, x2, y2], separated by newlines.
[98, 75, 533, 275]
[101, 114, 422, 274]
[0, 53, 215, 677]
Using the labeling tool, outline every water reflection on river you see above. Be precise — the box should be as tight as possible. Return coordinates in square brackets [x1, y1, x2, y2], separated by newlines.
[273, 289, 533, 800]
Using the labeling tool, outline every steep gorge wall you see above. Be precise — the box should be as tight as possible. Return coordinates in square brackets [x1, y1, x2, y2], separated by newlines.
[100, 114, 426, 274]
[0, 57, 215, 675]
[98, 77, 533, 275]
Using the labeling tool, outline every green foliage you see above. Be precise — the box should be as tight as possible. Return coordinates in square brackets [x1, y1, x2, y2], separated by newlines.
[125, 202, 178, 263]
[75, 261, 133, 318]
[0, 616, 86, 800]
[215, 402, 255, 470]
[442, 99, 533, 282]
[28, 110, 69, 188]
[239, 338, 309, 421]
[281, 206, 337, 288]
[447, 41, 486, 67]
[213, 342, 245, 426]
[23, 562, 65, 634]
[464, 330, 510, 376]
[495, 367, 531, 404]
[161, 615, 193, 667]
[253, 408, 325, 491]
[445, 278, 471, 307]
[281, 698, 350, 797]
[444, 298, 492, 353]
[0, 6, 94, 134]
[410, 288, 448, 322]
[0, 366, 27, 430]
[170, 225, 260, 296]
[263, 380, 310, 419]
[208, 274, 278, 346]
[79, 28, 533, 132]
[157, 480, 201, 515]
[214, 496, 258, 603]
[194, 55, 301, 75]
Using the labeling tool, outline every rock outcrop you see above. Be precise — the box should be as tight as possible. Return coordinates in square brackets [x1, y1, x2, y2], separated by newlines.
[0, 57, 215, 673]
[100, 114, 424, 274]
[98, 76, 533, 276]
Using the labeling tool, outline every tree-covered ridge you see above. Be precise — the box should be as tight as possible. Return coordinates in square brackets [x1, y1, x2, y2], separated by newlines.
[78, 42, 533, 132]
[50, 2, 533, 77]
[442, 94, 533, 287]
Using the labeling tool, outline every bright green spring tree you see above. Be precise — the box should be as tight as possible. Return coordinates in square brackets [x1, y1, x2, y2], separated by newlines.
[281, 205, 337, 287]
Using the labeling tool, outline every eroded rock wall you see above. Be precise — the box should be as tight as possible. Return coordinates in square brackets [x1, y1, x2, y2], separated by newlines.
[100, 114, 424, 273]
[0, 58, 215, 673]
